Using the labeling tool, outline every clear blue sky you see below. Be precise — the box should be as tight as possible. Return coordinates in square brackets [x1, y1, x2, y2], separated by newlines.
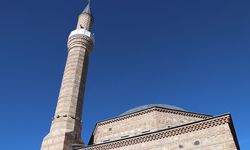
[0, 0, 249, 149]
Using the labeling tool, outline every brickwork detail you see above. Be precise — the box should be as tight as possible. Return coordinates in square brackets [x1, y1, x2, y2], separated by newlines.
[93, 108, 207, 144]
[77, 13, 93, 31]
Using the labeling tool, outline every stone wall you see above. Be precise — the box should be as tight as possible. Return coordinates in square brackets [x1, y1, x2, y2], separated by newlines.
[82, 115, 238, 150]
[92, 108, 208, 144]
[154, 111, 203, 130]
[109, 123, 237, 150]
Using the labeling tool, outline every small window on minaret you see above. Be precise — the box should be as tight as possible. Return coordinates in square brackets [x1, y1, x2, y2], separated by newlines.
[108, 128, 112, 131]
[80, 25, 84, 29]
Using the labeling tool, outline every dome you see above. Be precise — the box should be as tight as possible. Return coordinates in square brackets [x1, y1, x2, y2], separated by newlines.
[120, 104, 185, 116]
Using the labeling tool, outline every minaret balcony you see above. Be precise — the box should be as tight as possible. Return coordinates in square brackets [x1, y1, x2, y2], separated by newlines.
[69, 29, 95, 43]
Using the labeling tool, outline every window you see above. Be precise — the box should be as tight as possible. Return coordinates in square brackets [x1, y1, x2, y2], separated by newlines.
[194, 140, 200, 145]
[141, 130, 151, 134]
[121, 135, 129, 138]
[103, 139, 110, 143]
[179, 145, 184, 149]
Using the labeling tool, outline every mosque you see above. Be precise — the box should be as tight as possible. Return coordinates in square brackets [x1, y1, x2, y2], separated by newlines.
[41, 2, 240, 150]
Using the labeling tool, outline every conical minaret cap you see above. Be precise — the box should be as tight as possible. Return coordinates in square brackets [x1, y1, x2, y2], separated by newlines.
[82, 0, 91, 14]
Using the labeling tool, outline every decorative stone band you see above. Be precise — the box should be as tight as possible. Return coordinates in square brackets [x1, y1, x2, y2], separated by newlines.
[68, 31, 94, 53]
[52, 114, 81, 121]
[82, 114, 231, 150]
[97, 107, 211, 127]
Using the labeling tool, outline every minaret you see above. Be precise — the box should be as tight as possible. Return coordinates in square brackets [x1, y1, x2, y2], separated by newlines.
[41, 1, 94, 150]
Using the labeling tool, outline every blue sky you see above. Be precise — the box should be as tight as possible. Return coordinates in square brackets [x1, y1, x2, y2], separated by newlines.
[0, 0, 249, 149]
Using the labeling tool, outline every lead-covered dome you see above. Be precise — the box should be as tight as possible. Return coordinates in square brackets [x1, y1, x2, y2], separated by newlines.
[120, 104, 185, 116]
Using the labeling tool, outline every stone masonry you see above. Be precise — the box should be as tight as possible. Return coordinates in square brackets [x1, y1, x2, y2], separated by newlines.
[92, 107, 210, 144]
[82, 114, 239, 150]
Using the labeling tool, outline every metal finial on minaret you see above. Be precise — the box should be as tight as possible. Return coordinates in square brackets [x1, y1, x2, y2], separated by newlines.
[82, 0, 91, 14]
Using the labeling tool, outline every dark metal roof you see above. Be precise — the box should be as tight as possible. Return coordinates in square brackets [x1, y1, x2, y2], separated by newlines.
[120, 104, 186, 116]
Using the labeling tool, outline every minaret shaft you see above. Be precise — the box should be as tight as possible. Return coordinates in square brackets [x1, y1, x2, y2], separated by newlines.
[55, 47, 89, 120]
[51, 43, 90, 135]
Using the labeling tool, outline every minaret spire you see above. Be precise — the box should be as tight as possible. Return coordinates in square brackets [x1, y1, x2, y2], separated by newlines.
[41, 1, 95, 150]
[83, 0, 91, 14]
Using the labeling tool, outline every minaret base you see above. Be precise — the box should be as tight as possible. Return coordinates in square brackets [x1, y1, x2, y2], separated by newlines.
[41, 132, 84, 150]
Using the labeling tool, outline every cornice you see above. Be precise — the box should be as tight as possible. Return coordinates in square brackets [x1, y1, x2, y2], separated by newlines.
[97, 106, 211, 127]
